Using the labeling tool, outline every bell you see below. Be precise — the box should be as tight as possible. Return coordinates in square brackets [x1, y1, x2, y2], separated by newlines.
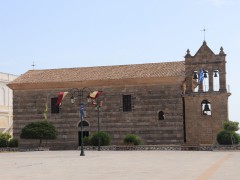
[214, 70, 218, 77]
[193, 71, 198, 80]
[204, 71, 208, 78]
[203, 104, 211, 111]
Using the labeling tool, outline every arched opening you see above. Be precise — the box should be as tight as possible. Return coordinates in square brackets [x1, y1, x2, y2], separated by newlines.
[78, 121, 89, 127]
[192, 71, 199, 92]
[213, 70, 220, 91]
[201, 100, 211, 116]
[203, 70, 209, 92]
[78, 120, 90, 146]
[158, 111, 165, 120]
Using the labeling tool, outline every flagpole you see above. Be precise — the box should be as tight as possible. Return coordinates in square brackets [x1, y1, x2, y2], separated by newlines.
[80, 103, 85, 156]
[97, 100, 100, 151]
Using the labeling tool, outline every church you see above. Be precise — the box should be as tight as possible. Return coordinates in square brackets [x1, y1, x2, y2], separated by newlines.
[8, 41, 231, 150]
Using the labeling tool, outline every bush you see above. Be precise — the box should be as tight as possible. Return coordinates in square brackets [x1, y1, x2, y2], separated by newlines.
[89, 132, 111, 146]
[0, 133, 11, 147]
[223, 121, 239, 132]
[217, 131, 240, 145]
[217, 120, 240, 145]
[20, 121, 57, 147]
[123, 134, 143, 145]
[83, 136, 91, 146]
[8, 138, 18, 147]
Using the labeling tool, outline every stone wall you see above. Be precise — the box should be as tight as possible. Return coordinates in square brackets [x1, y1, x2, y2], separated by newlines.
[13, 83, 184, 150]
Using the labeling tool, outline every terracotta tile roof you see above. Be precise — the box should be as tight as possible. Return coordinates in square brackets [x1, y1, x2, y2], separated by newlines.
[9, 61, 185, 85]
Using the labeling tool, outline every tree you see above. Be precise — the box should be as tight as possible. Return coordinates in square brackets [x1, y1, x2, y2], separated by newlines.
[223, 121, 239, 132]
[0, 133, 11, 147]
[20, 121, 57, 147]
[0, 133, 18, 148]
[217, 121, 240, 145]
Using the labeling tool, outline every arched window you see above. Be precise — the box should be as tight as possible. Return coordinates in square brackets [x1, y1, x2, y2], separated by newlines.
[213, 70, 220, 91]
[201, 100, 211, 116]
[158, 111, 165, 120]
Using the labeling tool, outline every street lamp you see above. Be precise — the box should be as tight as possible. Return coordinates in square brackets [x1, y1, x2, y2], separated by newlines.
[94, 99, 103, 151]
[69, 87, 92, 156]
[68, 88, 103, 155]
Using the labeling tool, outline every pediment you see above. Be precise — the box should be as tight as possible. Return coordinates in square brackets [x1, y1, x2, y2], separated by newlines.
[194, 41, 215, 57]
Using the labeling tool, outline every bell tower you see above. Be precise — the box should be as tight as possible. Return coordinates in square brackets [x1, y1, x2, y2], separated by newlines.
[183, 41, 231, 145]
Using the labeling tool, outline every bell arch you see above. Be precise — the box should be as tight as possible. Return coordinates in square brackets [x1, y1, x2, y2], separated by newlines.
[213, 70, 220, 91]
[201, 100, 211, 116]
[203, 70, 209, 92]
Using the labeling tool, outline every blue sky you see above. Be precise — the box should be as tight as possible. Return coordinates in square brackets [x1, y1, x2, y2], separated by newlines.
[0, 0, 239, 122]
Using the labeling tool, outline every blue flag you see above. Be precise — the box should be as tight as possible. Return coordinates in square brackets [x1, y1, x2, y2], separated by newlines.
[80, 104, 85, 119]
[199, 69, 204, 84]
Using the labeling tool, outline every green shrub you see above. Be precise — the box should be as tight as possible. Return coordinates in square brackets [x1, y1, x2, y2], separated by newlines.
[123, 134, 143, 145]
[217, 131, 240, 145]
[20, 121, 57, 147]
[8, 138, 18, 147]
[223, 121, 239, 132]
[89, 132, 111, 146]
[0, 133, 11, 147]
[83, 136, 91, 146]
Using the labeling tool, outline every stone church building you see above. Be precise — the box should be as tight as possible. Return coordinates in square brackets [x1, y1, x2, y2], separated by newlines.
[8, 41, 231, 149]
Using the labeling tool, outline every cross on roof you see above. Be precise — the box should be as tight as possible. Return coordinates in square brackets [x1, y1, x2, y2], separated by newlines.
[201, 27, 208, 41]
[31, 61, 36, 70]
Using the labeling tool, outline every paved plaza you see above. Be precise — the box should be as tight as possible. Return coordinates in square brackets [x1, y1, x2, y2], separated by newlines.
[0, 150, 240, 180]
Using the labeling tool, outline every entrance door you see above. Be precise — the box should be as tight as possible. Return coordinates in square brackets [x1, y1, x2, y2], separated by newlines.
[78, 131, 89, 146]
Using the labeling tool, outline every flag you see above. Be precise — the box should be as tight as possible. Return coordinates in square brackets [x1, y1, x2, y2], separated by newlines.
[199, 69, 204, 85]
[56, 92, 69, 106]
[88, 91, 103, 99]
[80, 104, 85, 119]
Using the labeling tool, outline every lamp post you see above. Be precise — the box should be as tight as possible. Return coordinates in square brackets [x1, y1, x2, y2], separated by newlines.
[95, 99, 103, 151]
[68, 88, 103, 156]
[69, 87, 92, 156]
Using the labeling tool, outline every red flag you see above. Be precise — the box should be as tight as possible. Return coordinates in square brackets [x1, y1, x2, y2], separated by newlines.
[56, 92, 69, 106]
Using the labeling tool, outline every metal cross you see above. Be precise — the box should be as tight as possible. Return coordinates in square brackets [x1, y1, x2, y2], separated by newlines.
[31, 61, 36, 70]
[201, 27, 207, 41]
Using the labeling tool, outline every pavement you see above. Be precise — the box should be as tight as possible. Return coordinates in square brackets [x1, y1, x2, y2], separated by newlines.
[0, 150, 240, 180]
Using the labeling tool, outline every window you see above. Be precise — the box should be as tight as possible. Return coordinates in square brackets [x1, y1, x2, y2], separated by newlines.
[201, 100, 211, 116]
[158, 111, 165, 120]
[51, 97, 60, 113]
[123, 95, 132, 112]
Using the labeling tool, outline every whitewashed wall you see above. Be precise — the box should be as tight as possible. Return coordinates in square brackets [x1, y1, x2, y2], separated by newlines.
[0, 72, 18, 134]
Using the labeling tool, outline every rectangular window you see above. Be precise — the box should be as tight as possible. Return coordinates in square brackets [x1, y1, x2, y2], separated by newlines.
[51, 97, 60, 114]
[123, 95, 132, 112]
